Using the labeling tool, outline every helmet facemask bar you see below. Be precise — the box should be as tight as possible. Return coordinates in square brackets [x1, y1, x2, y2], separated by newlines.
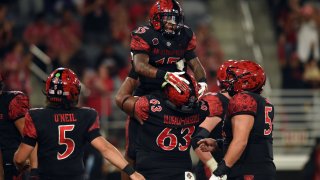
[224, 67, 251, 96]
[159, 11, 183, 36]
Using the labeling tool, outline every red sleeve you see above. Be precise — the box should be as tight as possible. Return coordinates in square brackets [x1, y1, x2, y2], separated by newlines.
[23, 112, 37, 139]
[228, 93, 257, 117]
[187, 33, 197, 50]
[134, 96, 149, 121]
[202, 93, 223, 117]
[130, 34, 150, 52]
[9, 94, 30, 121]
[88, 114, 100, 132]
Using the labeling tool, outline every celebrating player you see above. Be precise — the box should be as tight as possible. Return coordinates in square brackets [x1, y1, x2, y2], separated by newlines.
[198, 60, 276, 180]
[192, 60, 236, 180]
[123, 1, 207, 178]
[13, 68, 145, 180]
[117, 70, 219, 180]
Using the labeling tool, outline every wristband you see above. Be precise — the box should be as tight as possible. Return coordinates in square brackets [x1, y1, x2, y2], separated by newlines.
[30, 168, 39, 179]
[122, 164, 135, 176]
[156, 70, 166, 79]
[128, 68, 139, 80]
[206, 158, 217, 172]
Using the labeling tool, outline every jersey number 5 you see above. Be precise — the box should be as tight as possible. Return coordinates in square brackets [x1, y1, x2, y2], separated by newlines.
[156, 126, 195, 151]
[264, 107, 273, 136]
[57, 125, 75, 160]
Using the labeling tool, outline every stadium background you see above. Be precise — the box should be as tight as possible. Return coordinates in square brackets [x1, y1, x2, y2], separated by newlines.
[0, 0, 319, 179]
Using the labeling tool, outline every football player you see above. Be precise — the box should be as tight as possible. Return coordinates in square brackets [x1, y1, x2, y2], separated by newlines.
[131, 0, 207, 96]
[124, 1, 207, 178]
[0, 71, 37, 180]
[116, 68, 232, 180]
[191, 60, 236, 180]
[13, 68, 145, 180]
[198, 60, 276, 180]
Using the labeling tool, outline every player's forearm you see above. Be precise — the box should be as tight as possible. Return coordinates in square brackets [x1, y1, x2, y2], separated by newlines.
[133, 55, 158, 78]
[115, 77, 138, 110]
[122, 97, 139, 117]
[223, 138, 247, 167]
[102, 140, 130, 170]
[195, 148, 214, 164]
[188, 58, 206, 81]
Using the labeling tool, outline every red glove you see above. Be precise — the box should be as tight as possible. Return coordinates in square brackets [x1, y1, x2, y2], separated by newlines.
[163, 72, 190, 93]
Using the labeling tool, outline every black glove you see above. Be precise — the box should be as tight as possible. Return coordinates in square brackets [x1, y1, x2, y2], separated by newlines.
[29, 168, 40, 180]
[213, 160, 231, 177]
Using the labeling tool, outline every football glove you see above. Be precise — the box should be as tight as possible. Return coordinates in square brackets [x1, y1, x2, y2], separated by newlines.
[162, 71, 190, 93]
[198, 82, 208, 99]
[29, 168, 40, 180]
[213, 160, 231, 177]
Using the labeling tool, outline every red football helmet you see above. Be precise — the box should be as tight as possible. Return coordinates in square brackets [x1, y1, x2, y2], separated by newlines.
[163, 73, 198, 107]
[149, 0, 184, 35]
[217, 59, 237, 90]
[225, 60, 266, 95]
[45, 67, 81, 104]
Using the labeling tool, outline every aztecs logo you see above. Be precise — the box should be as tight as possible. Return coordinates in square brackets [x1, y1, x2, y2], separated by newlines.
[152, 38, 159, 45]
[134, 26, 149, 34]
[150, 99, 162, 112]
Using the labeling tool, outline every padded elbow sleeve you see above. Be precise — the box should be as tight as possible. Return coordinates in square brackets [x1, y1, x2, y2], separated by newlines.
[191, 127, 210, 149]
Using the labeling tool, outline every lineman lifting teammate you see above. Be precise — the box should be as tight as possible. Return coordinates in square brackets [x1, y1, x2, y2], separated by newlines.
[119, 1, 207, 179]
[117, 70, 211, 180]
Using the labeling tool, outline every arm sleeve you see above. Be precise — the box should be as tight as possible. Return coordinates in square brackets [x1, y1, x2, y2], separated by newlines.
[22, 112, 37, 147]
[228, 93, 257, 118]
[134, 96, 149, 121]
[9, 94, 30, 121]
[202, 93, 224, 118]
[87, 111, 101, 142]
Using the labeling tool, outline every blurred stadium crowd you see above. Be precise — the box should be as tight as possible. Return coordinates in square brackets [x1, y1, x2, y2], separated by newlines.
[269, 0, 320, 89]
[0, 0, 223, 178]
[0, 0, 223, 118]
[1, 0, 320, 179]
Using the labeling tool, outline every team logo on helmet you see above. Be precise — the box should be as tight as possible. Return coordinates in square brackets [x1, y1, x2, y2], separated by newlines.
[45, 67, 81, 104]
